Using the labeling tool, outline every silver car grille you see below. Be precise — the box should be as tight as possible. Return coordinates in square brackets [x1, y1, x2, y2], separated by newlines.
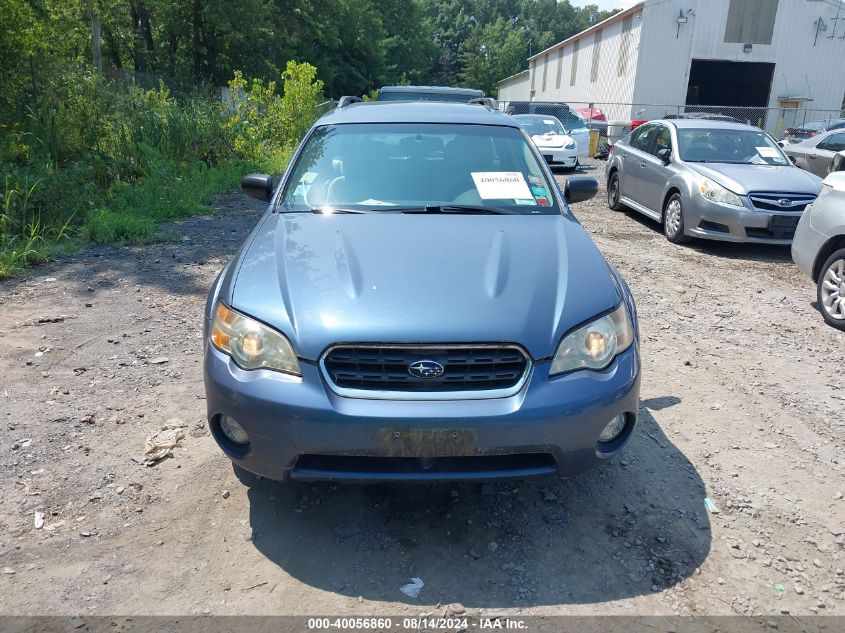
[748, 192, 817, 213]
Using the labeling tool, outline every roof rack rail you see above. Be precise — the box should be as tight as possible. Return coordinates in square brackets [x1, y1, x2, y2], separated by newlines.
[468, 97, 497, 110]
[336, 96, 363, 108]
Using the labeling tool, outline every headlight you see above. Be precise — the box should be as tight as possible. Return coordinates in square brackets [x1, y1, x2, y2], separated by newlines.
[699, 177, 744, 207]
[564, 139, 577, 150]
[819, 183, 833, 198]
[210, 302, 301, 375]
[550, 303, 634, 375]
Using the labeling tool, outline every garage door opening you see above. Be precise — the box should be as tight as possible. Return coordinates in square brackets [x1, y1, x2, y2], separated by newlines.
[686, 59, 774, 107]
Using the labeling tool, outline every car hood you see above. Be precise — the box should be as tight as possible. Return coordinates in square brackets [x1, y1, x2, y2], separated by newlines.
[685, 162, 822, 194]
[229, 213, 621, 360]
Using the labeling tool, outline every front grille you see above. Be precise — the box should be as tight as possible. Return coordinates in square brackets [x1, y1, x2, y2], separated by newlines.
[748, 192, 816, 213]
[321, 344, 530, 397]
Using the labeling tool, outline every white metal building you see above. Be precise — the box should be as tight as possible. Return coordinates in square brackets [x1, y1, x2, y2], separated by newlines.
[499, 0, 845, 131]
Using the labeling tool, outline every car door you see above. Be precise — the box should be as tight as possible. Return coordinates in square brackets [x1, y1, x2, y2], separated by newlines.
[811, 133, 845, 177]
[638, 123, 674, 214]
[618, 123, 659, 207]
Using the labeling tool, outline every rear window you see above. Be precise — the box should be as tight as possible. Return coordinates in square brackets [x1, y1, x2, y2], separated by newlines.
[281, 123, 561, 214]
[378, 91, 477, 103]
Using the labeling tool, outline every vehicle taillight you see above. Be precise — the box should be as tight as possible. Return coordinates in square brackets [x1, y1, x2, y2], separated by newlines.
[809, 131, 817, 137]
[609, 144, 616, 156]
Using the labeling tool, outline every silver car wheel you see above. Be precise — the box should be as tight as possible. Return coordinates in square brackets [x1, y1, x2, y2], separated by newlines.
[665, 199, 682, 237]
[821, 258, 845, 321]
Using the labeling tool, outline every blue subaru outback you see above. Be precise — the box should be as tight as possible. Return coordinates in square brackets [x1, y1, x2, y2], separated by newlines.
[203, 99, 641, 483]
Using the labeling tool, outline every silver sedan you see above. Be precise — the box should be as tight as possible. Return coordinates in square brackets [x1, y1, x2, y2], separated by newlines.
[605, 119, 821, 245]
[793, 171, 845, 331]
[783, 129, 845, 178]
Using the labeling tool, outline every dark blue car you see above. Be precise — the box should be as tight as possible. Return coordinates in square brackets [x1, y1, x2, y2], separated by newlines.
[203, 100, 641, 483]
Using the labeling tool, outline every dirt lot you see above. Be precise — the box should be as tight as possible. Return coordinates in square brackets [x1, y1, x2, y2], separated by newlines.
[1, 159, 844, 618]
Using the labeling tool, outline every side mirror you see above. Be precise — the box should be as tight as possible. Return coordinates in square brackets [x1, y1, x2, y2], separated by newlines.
[656, 148, 672, 163]
[241, 173, 274, 201]
[789, 155, 797, 165]
[564, 176, 598, 204]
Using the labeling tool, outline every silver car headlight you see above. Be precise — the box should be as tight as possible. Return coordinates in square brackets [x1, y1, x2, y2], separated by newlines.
[550, 303, 634, 375]
[210, 302, 301, 375]
[699, 177, 744, 207]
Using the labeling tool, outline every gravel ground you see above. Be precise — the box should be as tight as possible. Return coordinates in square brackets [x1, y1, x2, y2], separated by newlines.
[1, 159, 843, 617]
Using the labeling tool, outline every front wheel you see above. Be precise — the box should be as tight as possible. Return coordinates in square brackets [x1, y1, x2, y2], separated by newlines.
[607, 172, 623, 211]
[663, 193, 691, 244]
[817, 248, 845, 331]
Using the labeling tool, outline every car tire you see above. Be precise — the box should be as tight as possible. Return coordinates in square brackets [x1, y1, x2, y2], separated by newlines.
[607, 172, 624, 211]
[817, 248, 845, 331]
[663, 193, 691, 244]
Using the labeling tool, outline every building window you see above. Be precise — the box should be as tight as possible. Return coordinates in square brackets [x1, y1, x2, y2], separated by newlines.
[724, 0, 778, 45]
[570, 39, 579, 86]
[542, 53, 549, 91]
[555, 47, 564, 89]
[618, 15, 633, 77]
[590, 29, 603, 83]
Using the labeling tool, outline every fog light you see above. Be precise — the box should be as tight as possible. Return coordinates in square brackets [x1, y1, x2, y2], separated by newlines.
[219, 415, 249, 445]
[599, 414, 626, 443]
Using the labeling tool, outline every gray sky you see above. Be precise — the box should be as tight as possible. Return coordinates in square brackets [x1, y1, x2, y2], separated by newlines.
[580, 0, 639, 11]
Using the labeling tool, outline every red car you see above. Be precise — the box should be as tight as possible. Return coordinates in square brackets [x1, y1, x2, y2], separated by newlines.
[577, 107, 607, 122]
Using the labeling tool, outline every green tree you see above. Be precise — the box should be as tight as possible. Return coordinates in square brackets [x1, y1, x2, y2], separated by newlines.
[459, 16, 528, 95]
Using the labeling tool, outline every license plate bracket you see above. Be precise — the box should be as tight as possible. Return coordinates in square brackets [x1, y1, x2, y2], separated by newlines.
[769, 215, 799, 229]
[377, 428, 477, 457]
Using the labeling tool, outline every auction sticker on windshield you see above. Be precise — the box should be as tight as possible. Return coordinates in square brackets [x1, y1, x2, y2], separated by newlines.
[471, 172, 533, 200]
[756, 146, 781, 159]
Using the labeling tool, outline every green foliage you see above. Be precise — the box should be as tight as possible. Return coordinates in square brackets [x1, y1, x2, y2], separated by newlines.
[0, 0, 619, 276]
[460, 17, 529, 96]
[226, 61, 324, 173]
[0, 60, 320, 276]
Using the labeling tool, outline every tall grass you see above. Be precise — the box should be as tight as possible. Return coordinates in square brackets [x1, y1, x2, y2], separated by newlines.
[0, 61, 323, 279]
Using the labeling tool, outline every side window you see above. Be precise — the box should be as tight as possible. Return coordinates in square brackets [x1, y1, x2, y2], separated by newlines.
[816, 136, 830, 150]
[826, 133, 845, 153]
[651, 126, 672, 156]
[629, 124, 656, 152]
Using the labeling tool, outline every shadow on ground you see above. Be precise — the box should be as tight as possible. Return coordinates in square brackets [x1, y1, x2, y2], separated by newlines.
[238, 405, 710, 607]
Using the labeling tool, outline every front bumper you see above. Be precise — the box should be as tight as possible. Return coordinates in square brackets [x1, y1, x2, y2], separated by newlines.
[684, 195, 803, 245]
[539, 148, 578, 168]
[204, 344, 641, 482]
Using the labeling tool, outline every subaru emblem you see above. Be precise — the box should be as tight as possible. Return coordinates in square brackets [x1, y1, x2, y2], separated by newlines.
[408, 360, 445, 379]
[777, 198, 792, 207]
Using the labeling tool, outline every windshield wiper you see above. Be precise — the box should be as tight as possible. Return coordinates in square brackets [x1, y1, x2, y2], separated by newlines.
[398, 204, 518, 215]
[307, 207, 370, 214]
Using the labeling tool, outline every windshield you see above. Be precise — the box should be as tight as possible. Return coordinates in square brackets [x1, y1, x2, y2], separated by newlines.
[281, 123, 561, 214]
[514, 116, 566, 136]
[378, 91, 479, 103]
[677, 128, 789, 165]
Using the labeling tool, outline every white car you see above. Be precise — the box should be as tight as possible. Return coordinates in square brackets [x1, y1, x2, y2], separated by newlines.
[513, 114, 579, 171]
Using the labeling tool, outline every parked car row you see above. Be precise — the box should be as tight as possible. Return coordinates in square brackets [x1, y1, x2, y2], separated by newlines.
[605, 117, 845, 331]
[780, 117, 845, 145]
